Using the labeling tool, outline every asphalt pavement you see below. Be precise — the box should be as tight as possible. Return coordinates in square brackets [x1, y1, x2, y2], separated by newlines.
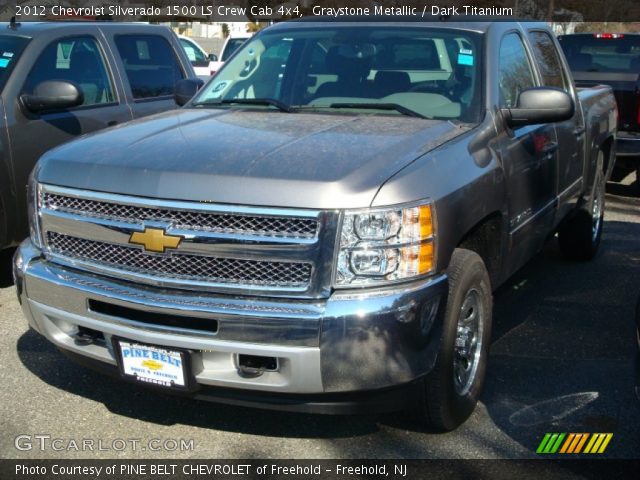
[0, 180, 639, 460]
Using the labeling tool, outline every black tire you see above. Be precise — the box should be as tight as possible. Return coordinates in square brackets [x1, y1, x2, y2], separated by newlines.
[635, 296, 640, 401]
[558, 152, 605, 261]
[417, 248, 493, 431]
[0, 195, 6, 250]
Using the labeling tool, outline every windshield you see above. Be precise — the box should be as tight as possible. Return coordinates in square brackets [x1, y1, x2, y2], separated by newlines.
[194, 26, 482, 122]
[222, 37, 249, 61]
[559, 34, 640, 72]
[0, 35, 29, 91]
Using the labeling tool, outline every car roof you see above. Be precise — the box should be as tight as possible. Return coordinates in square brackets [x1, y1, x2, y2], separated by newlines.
[0, 21, 168, 37]
[266, 17, 548, 34]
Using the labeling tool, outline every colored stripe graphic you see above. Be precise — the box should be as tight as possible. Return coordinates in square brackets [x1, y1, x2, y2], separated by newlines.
[538, 433, 613, 454]
[537, 433, 565, 454]
[584, 433, 613, 454]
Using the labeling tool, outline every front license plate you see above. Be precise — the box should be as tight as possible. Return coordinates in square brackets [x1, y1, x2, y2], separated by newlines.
[114, 340, 189, 390]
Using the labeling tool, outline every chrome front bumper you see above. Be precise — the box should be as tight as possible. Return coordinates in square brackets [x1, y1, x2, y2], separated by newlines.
[14, 239, 447, 397]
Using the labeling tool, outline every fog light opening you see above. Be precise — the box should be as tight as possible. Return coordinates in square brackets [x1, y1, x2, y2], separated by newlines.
[236, 354, 279, 378]
[73, 326, 105, 346]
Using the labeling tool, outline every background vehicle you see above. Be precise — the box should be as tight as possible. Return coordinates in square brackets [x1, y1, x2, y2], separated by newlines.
[559, 33, 640, 186]
[208, 35, 250, 75]
[178, 34, 217, 79]
[15, 19, 616, 431]
[0, 21, 196, 255]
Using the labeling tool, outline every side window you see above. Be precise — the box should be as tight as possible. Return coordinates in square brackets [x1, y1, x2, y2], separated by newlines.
[23, 36, 115, 107]
[528, 31, 569, 91]
[115, 35, 185, 99]
[498, 33, 536, 108]
[180, 38, 207, 65]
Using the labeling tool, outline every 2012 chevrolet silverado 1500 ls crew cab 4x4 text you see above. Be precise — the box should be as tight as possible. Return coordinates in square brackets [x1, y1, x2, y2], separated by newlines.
[14, 19, 617, 431]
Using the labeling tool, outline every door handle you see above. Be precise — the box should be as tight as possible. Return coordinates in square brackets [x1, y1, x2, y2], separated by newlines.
[573, 127, 586, 138]
[107, 120, 119, 127]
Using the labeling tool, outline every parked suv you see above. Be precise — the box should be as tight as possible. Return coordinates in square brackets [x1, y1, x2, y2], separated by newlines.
[0, 21, 197, 254]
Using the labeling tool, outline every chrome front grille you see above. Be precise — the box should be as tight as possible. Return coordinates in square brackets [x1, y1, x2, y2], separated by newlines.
[43, 192, 319, 239]
[38, 185, 337, 296]
[46, 232, 312, 288]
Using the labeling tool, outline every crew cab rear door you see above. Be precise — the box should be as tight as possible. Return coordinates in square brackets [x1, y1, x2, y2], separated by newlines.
[527, 29, 585, 217]
[496, 32, 559, 271]
[4, 28, 132, 240]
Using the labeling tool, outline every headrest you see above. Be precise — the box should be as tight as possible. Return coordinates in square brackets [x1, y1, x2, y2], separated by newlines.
[326, 45, 372, 79]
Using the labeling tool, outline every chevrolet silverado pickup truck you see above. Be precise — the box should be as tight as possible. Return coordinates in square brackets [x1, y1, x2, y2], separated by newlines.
[559, 33, 639, 185]
[0, 21, 197, 256]
[14, 19, 617, 431]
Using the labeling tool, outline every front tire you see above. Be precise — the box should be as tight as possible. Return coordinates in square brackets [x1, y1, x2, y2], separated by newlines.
[417, 248, 493, 431]
[558, 152, 605, 261]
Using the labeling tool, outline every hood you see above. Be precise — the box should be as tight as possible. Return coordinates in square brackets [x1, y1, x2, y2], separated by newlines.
[38, 108, 468, 209]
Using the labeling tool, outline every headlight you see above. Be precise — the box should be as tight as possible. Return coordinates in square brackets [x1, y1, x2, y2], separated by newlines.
[27, 171, 42, 249]
[335, 202, 435, 286]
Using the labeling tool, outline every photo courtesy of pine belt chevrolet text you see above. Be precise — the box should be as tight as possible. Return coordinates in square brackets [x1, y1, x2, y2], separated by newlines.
[11, 18, 617, 431]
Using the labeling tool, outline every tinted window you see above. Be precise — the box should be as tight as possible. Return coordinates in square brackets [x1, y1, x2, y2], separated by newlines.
[498, 33, 536, 108]
[23, 36, 114, 107]
[559, 34, 640, 72]
[528, 31, 569, 91]
[0, 35, 29, 92]
[372, 39, 443, 70]
[115, 35, 184, 99]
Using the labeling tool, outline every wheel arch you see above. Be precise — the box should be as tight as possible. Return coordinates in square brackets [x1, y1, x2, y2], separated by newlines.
[455, 211, 506, 288]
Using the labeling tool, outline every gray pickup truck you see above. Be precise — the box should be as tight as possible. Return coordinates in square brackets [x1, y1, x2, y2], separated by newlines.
[14, 19, 616, 430]
[0, 21, 196, 255]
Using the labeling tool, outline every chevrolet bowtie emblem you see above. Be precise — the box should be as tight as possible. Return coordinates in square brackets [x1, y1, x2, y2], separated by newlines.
[129, 227, 182, 253]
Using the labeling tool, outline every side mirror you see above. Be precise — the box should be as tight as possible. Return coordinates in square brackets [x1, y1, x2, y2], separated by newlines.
[502, 87, 574, 127]
[208, 53, 218, 62]
[174, 78, 205, 106]
[21, 80, 84, 113]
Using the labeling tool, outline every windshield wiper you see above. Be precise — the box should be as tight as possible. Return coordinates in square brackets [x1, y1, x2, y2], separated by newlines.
[192, 98, 295, 113]
[327, 103, 428, 119]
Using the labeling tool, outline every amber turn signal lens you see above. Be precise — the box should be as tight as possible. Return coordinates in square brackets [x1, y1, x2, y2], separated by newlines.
[419, 205, 433, 239]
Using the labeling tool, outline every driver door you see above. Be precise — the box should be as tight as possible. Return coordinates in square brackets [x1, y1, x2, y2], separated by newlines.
[497, 32, 559, 273]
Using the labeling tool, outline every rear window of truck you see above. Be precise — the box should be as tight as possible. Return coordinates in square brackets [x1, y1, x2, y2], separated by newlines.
[559, 34, 640, 72]
[0, 35, 29, 91]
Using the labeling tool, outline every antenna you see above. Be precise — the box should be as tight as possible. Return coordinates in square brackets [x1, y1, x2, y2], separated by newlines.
[9, 16, 21, 30]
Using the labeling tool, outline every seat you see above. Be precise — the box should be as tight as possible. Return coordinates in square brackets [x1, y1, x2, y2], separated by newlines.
[314, 46, 372, 99]
[373, 71, 410, 97]
[446, 64, 472, 103]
